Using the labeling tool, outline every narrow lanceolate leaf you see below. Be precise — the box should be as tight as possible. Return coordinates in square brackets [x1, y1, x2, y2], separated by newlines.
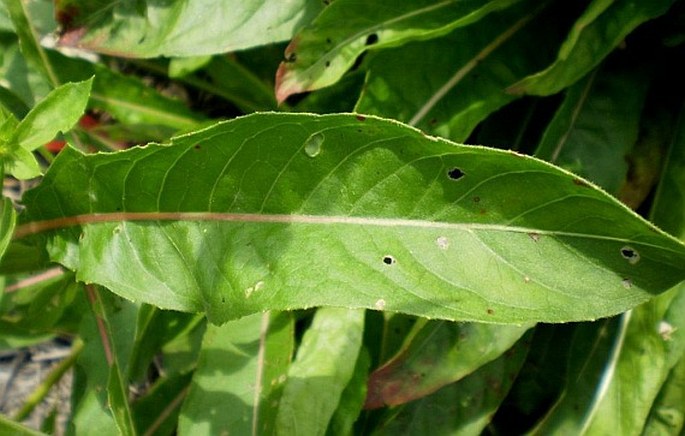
[529, 318, 623, 434]
[56, 0, 324, 58]
[365, 321, 529, 408]
[275, 0, 522, 103]
[276, 308, 364, 435]
[178, 312, 293, 435]
[509, 0, 677, 96]
[12, 78, 92, 151]
[0, 197, 16, 261]
[355, 0, 560, 142]
[535, 65, 649, 195]
[374, 334, 530, 435]
[17, 113, 685, 324]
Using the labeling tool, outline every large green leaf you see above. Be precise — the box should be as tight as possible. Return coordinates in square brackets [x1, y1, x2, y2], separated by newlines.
[178, 311, 293, 435]
[365, 320, 529, 408]
[55, 0, 324, 58]
[275, 0, 522, 102]
[17, 113, 685, 324]
[509, 0, 677, 96]
[354, 0, 561, 142]
[642, 354, 685, 435]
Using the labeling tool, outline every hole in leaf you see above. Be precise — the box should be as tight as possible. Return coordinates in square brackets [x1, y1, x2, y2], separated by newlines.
[286, 52, 297, 63]
[366, 33, 379, 45]
[621, 278, 633, 289]
[620, 246, 640, 264]
[382, 255, 396, 265]
[325, 60, 331, 67]
[473, 196, 480, 203]
[447, 168, 464, 180]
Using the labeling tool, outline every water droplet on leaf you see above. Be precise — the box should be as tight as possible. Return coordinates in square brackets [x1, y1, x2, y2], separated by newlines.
[304, 133, 324, 157]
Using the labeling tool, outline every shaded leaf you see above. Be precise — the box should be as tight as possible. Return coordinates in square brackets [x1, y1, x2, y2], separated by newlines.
[16, 113, 685, 324]
[276, 0, 522, 102]
[132, 372, 193, 436]
[354, 0, 562, 142]
[276, 308, 364, 435]
[365, 320, 529, 408]
[642, 354, 685, 435]
[374, 333, 530, 435]
[528, 318, 623, 434]
[178, 311, 293, 435]
[509, 0, 677, 96]
[535, 63, 649, 195]
[327, 347, 371, 436]
[57, 0, 324, 58]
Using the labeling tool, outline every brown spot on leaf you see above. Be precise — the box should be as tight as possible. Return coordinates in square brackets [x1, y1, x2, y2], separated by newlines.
[573, 178, 590, 188]
[356, 114, 366, 121]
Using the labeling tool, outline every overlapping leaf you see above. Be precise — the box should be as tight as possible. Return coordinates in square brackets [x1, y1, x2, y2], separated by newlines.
[55, 0, 324, 58]
[275, 0, 522, 102]
[509, 0, 677, 95]
[16, 113, 685, 325]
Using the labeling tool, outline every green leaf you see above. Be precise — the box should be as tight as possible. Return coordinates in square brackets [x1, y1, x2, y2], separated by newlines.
[642, 354, 685, 435]
[275, 0, 522, 102]
[354, 0, 560, 142]
[276, 308, 364, 435]
[509, 0, 677, 96]
[12, 78, 92, 151]
[534, 64, 649, 195]
[107, 362, 137, 436]
[528, 318, 623, 434]
[2, 0, 59, 86]
[17, 113, 685, 324]
[70, 289, 140, 435]
[0, 197, 16, 261]
[168, 56, 213, 78]
[178, 311, 293, 435]
[327, 347, 371, 436]
[374, 333, 530, 435]
[131, 372, 193, 436]
[365, 320, 529, 408]
[56, 0, 324, 58]
[4, 145, 41, 179]
[0, 413, 47, 436]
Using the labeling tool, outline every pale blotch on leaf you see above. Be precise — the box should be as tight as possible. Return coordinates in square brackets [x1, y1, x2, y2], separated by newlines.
[621, 278, 633, 289]
[620, 246, 640, 265]
[304, 132, 324, 158]
[524, 276, 531, 283]
[375, 299, 386, 310]
[436, 236, 449, 250]
[659, 321, 676, 341]
[244, 280, 265, 298]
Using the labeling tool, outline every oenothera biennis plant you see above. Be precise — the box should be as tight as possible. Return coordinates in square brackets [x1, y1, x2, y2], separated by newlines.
[12, 113, 685, 325]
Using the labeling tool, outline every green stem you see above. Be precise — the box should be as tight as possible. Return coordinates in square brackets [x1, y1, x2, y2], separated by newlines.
[13, 339, 84, 422]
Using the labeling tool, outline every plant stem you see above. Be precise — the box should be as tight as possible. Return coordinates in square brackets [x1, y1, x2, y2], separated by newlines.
[12, 339, 84, 422]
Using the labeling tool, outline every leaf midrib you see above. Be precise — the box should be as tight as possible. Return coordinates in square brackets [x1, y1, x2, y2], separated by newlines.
[13, 211, 682, 253]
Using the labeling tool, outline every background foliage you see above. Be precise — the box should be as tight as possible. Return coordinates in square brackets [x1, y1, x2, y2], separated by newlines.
[1, 0, 685, 434]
